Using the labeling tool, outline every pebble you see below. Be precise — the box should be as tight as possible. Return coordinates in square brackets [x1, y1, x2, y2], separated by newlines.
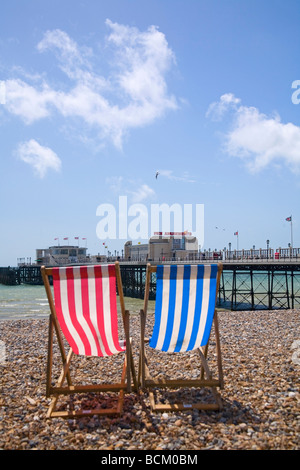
[0, 309, 299, 450]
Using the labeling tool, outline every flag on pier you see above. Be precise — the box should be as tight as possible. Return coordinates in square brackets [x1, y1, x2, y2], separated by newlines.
[286, 216, 293, 248]
[234, 231, 238, 235]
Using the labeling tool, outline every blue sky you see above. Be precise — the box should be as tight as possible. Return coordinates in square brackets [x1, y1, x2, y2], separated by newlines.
[1, 0, 300, 265]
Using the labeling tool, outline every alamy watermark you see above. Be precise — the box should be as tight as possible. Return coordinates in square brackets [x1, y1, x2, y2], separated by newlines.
[0, 340, 5, 365]
[291, 80, 300, 105]
[291, 340, 300, 366]
[96, 196, 204, 245]
[0, 80, 6, 105]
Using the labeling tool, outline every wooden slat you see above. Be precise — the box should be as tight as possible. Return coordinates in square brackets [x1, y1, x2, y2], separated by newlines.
[150, 401, 221, 412]
[145, 378, 221, 388]
[49, 382, 128, 396]
[49, 407, 122, 419]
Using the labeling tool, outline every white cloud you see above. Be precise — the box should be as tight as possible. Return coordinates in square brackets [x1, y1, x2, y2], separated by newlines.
[37, 29, 105, 89]
[207, 94, 300, 173]
[5, 79, 56, 124]
[157, 169, 196, 183]
[128, 184, 156, 203]
[206, 93, 241, 121]
[37, 29, 83, 63]
[106, 176, 156, 203]
[17, 139, 61, 178]
[4, 21, 178, 149]
[106, 20, 176, 109]
[105, 176, 124, 193]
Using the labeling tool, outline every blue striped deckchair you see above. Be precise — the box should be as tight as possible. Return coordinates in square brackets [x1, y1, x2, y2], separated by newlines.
[139, 263, 224, 411]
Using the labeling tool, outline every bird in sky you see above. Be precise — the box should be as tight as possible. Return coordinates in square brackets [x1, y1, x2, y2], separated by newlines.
[155, 171, 159, 179]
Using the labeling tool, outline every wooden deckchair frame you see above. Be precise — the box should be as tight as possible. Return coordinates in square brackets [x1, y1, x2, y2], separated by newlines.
[41, 262, 137, 418]
[139, 263, 224, 412]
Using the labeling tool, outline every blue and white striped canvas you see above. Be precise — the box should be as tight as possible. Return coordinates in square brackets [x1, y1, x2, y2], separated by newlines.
[149, 264, 219, 353]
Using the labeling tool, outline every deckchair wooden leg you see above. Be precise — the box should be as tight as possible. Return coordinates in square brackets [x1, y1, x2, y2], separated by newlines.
[214, 311, 224, 389]
[56, 349, 74, 389]
[139, 309, 147, 388]
[198, 347, 223, 410]
[46, 340, 133, 418]
[118, 358, 127, 413]
[47, 395, 59, 418]
[198, 348, 212, 380]
[199, 343, 209, 380]
[138, 357, 143, 387]
[47, 354, 128, 418]
[124, 311, 132, 393]
[130, 342, 138, 391]
[46, 317, 54, 398]
[46, 348, 71, 418]
[143, 345, 223, 412]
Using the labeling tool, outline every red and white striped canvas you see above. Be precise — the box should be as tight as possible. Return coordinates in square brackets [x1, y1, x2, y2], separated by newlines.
[52, 265, 125, 357]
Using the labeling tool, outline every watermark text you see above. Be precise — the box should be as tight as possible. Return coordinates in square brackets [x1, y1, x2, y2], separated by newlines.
[291, 80, 300, 105]
[0, 340, 6, 365]
[0, 81, 6, 105]
[96, 196, 204, 245]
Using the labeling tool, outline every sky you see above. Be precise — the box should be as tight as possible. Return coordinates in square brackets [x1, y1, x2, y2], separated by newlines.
[1, 0, 300, 265]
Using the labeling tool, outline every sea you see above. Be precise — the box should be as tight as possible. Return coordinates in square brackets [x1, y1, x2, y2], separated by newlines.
[0, 284, 155, 321]
[1, 270, 299, 321]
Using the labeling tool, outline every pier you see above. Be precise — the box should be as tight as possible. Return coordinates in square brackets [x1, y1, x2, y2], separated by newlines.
[0, 266, 43, 286]
[219, 261, 300, 310]
[1, 260, 300, 311]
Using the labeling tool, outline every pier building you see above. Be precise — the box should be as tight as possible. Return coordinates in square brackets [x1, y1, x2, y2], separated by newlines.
[35, 245, 89, 266]
[124, 233, 199, 261]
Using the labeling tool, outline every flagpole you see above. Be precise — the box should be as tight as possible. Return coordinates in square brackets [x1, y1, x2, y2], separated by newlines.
[234, 231, 239, 251]
[286, 216, 293, 255]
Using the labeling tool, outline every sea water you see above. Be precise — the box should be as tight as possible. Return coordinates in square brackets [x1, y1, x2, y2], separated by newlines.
[1, 270, 299, 320]
[0, 284, 155, 321]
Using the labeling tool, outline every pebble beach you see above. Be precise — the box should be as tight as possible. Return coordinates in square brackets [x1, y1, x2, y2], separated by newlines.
[0, 309, 299, 451]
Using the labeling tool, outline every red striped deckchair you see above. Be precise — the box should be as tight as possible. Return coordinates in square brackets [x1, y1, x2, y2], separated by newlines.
[41, 262, 137, 418]
[139, 263, 224, 412]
